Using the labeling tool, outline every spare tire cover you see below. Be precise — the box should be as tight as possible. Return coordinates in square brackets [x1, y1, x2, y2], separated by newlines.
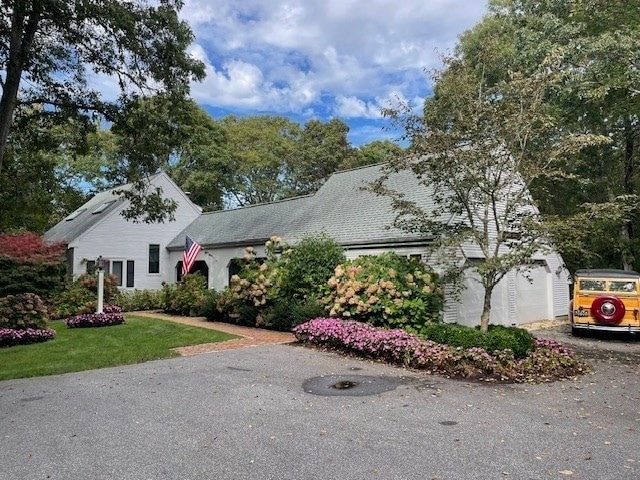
[591, 296, 625, 324]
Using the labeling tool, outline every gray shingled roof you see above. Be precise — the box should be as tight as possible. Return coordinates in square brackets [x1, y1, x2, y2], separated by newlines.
[167, 164, 435, 250]
[44, 185, 129, 244]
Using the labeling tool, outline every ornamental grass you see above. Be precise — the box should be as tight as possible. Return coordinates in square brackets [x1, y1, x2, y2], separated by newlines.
[293, 318, 588, 383]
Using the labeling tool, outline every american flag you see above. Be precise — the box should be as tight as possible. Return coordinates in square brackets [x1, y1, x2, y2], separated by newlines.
[182, 235, 202, 276]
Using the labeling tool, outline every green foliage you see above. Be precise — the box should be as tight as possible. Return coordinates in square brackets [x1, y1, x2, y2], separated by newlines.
[217, 116, 359, 207]
[197, 289, 221, 319]
[343, 140, 405, 169]
[0, 257, 66, 299]
[218, 234, 345, 331]
[293, 118, 355, 195]
[266, 297, 326, 332]
[320, 252, 444, 330]
[458, 0, 640, 272]
[115, 289, 165, 312]
[0, 293, 50, 330]
[217, 238, 281, 326]
[278, 234, 346, 300]
[380, 46, 607, 331]
[161, 273, 207, 316]
[51, 274, 119, 319]
[0, 0, 205, 224]
[220, 116, 301, 206]
[410, 322, 535, 359]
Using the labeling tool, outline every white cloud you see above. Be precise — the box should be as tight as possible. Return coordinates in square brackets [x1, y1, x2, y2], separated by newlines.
[334, 96, 383, 119]
[181, 0, 487, 133]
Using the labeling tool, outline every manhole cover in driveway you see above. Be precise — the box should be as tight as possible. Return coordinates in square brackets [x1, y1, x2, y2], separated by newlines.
[303, 375, 404, 397]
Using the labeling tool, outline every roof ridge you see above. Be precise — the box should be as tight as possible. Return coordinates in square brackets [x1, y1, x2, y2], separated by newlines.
[331, 161, 387, 176]
[200, 193, 315, 215]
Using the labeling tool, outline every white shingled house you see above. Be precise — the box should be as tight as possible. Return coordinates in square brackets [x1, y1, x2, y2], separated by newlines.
[44, 172, 201, 290]
[165, 164, 569, 327]
[46, 165, 569, 327]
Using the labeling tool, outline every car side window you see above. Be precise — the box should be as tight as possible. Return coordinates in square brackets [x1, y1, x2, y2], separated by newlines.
[579, 280, 605, 291]
[609, 281, 636, 292]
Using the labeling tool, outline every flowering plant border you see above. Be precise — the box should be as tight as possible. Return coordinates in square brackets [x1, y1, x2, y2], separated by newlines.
[0, 327, 56, 347]
[293, 318, 588, 383]
[64, 305, 125, 328]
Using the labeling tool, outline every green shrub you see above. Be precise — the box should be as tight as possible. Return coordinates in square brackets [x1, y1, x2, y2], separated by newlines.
[50, 273, 119, 319]
[278, 234, 345, 300]
[161, 273, 207, 316]
[411, 322, 535, 359]
[219, 234, 345, 330]
[116, 289, 164, 312]
[320, 252, 444, 330]
[265, 297, 326, 331]
[0, 293, 50, 329]
[483, 325, 535, 359]
[215, 287, 260, 325]
[198, 289, 221, 319]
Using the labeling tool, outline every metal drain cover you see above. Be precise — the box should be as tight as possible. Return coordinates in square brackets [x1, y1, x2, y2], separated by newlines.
[302, 375, 404, 397]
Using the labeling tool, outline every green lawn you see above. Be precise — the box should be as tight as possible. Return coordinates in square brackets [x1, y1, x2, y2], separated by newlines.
[0, 315, 238, 381]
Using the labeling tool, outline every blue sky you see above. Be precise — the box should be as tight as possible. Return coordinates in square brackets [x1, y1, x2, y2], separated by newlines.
[180, 1, 488, 146]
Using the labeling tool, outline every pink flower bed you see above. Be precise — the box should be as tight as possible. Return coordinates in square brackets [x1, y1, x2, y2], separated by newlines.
[293, 318, 588, 383]
[64, 305, 125, 328]
[0, 327, 56, 347]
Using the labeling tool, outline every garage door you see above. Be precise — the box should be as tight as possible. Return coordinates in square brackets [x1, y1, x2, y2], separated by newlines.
[515, 263, 551, 324]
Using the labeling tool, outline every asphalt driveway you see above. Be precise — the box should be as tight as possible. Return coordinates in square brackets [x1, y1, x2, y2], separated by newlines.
[1, 335, 639, 480]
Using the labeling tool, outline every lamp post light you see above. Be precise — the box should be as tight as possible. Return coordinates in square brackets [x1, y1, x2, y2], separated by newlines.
[96, 256, 104, 314]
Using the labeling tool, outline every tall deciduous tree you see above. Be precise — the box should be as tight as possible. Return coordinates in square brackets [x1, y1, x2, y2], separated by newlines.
[0, 0, 204, 220]
[218, 116, 357, 207]
[458, 0, 640, 271]
[377, 55, 606, 332]
[219, 115, 300, 207]
[291, 118, 355, 194]
[345, 140, 404, 169]
[110, 95, 227, 220]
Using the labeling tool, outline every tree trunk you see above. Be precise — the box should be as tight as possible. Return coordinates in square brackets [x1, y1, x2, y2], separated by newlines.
[480, 284, 494, 333]
[621, 224, 634, 271]
[620, 118, 636, 270]
[0, 4, 41, 175]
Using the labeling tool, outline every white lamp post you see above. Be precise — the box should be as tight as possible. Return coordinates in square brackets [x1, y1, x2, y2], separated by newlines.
[96, 256, 104, 314]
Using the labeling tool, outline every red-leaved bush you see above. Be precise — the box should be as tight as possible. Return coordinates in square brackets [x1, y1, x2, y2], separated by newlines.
[0, 232, 67, 298]
[0, 232, 65, 265]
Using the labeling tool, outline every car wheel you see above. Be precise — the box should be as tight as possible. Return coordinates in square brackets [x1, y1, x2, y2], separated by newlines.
[591, 296, 625, 324]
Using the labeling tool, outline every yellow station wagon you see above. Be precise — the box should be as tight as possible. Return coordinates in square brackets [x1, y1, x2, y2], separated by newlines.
[570, 269, 640, 334]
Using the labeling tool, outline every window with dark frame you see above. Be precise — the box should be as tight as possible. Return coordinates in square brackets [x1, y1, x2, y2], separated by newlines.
[86, 260, 96, 274]
[149, 244, 160, 274]
[112, 261, 123, 286]
[126, 260, 135, 288]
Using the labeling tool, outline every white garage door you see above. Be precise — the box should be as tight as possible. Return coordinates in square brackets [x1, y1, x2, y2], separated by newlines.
[515, 264, 551, 324]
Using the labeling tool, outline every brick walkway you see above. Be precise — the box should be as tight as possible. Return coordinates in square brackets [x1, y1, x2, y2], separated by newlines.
[132, 310, 295, 356]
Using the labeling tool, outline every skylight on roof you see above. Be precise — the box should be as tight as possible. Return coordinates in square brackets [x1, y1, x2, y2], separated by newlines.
[92, 200, 116, 214]
[65, 208, 87, 221]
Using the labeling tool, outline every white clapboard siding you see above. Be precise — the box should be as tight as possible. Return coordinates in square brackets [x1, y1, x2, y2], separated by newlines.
[68, 173, 201, 290]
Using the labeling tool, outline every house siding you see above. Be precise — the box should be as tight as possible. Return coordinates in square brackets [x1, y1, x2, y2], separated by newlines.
[63, 173, 200, 290]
